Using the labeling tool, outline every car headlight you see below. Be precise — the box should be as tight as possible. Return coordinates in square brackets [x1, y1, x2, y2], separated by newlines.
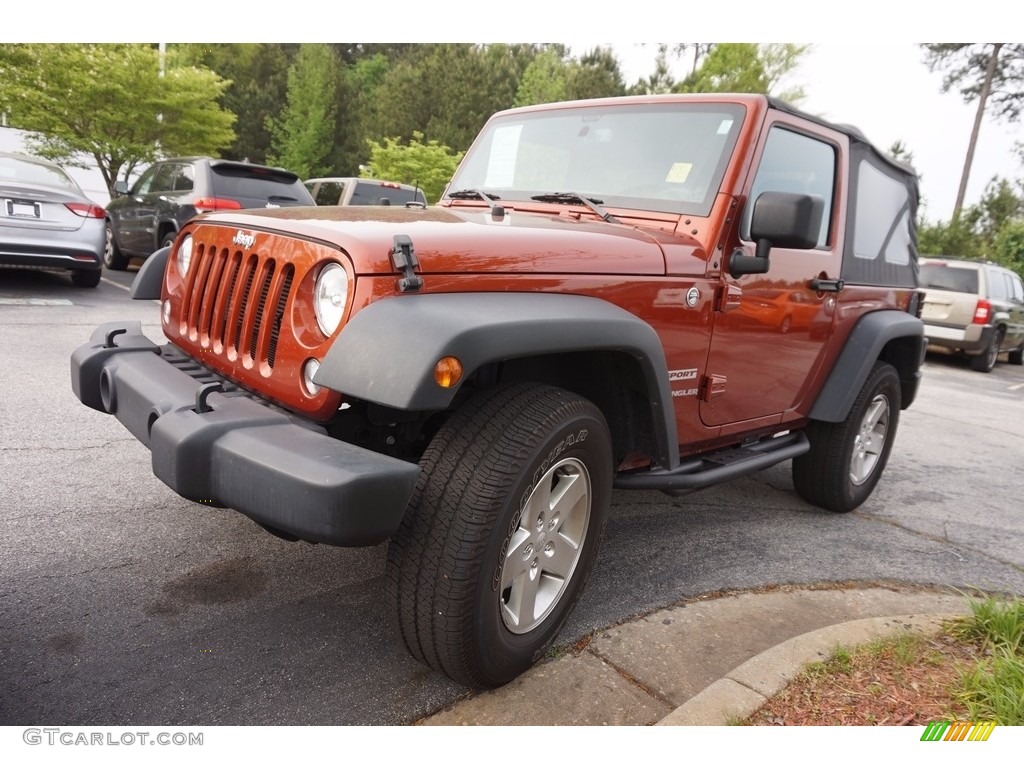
[176, 234, 193, 277]
[313, 263, 349, 336]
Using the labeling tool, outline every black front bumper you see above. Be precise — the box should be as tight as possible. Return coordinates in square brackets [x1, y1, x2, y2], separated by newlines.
[70, 321, 419, 546]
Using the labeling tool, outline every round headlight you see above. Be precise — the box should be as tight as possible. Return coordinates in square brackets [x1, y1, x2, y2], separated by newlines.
[176, 234, 193, 277]
[314, 263, 348, 336]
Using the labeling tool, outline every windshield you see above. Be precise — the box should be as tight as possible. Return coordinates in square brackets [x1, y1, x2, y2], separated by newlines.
[447, 102, 746, 217]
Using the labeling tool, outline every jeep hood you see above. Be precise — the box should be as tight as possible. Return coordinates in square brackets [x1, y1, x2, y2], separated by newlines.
[199, 205, 688, 276]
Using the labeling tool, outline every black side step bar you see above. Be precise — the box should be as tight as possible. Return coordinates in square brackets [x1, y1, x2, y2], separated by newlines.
[614, 431, 809, 493]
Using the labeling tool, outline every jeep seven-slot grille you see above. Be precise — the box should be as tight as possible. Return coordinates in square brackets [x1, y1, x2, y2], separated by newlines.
[182, 242, 294, 372]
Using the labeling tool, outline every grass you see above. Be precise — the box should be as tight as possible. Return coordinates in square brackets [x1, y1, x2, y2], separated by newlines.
[952, 595, 1024, 724]
[743, 593, 1024, 726]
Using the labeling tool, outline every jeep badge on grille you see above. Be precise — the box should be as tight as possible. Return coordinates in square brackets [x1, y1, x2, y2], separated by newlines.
[232, 231, 255, 249]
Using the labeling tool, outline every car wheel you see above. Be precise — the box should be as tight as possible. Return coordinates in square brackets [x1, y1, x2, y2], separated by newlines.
[792, 361, 901, 513]
[160, 232, 177, 250]
[71, 269, 101, 288]
[779, 315, 792, 334]
[386, 382, 612, 688]
[1008, 341, 1023, 366]
[970, 329, 1002, 372]
[103, 222, 129, 270]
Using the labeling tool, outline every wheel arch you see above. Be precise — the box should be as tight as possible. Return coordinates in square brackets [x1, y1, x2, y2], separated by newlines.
[315, 293, 679, 470]
[809, 310, 925, 422]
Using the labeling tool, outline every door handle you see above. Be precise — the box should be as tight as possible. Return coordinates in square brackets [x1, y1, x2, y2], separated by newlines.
[810, 277, 844, 292]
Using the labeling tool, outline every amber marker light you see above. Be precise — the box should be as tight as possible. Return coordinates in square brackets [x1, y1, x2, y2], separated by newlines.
[434, 356, 463, 388]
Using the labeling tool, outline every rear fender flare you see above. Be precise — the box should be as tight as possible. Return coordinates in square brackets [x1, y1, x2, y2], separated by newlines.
[810, 310, 925, 421]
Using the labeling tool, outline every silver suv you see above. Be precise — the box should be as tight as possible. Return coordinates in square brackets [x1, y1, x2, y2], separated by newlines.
[920, 257, 1024, 372]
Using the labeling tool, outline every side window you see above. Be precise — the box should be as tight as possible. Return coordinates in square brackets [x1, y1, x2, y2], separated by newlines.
[132, 166, 158, 195]
[1011, 274, 1024, 303]
[314, 182, 345, 206]
[853, 160, 913, 266]
[171, 164, 195, 192]
[742, 126, 836, 248]
[986, 269, 1008, 300]
[151, 163, 177, 193]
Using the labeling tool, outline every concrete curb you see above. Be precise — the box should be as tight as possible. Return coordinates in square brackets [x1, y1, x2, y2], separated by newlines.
[655, 612, 961, 726]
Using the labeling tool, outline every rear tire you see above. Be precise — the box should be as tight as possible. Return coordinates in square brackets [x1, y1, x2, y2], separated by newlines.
[103, 222, 129, 270]
[970, 329, 1002, 372]
[71, 269, 101, 288]
[793, 361, 901, 513]
[386, 382, 613, 688]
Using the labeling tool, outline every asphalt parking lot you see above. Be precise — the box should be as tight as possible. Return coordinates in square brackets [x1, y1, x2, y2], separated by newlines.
[1, 267, 1022, 725]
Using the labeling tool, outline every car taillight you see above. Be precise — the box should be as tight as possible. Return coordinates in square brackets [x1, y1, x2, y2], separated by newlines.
[973, 299, 992, 324]
[193, 197, 243, 213]
[64, 202, 105, 218]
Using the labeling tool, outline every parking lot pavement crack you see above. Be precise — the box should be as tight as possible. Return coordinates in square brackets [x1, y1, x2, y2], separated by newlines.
[854, 512, 1024, 573]
[0, 438, 137, 453]
[586, 647, 678, 708]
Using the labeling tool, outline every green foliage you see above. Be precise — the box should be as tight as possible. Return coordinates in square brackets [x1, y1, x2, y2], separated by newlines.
[674, 44, 807, 103]
[514, 49, 569, 107]
[951, 595, 1024, 724]
[179, 43, 295, 164]
[362, 131, 463, 204]
[919, 175, 1024, 277]
[267, 44, 340, 178]
[564, 47, 626, 101]
[0, 44, 235, 193]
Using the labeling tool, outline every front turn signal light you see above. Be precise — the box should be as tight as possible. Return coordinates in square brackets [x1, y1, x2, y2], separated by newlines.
[434, 357, 463, 388]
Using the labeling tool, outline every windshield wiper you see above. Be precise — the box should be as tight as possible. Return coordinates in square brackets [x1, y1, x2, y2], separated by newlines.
[530, 192, 620, 224]
[446, 188, 504, 215]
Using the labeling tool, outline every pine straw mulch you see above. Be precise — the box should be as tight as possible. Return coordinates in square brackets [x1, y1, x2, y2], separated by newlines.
[743, 629, 980, 726]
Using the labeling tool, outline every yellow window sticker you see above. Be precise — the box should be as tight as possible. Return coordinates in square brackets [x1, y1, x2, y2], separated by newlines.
[665, 162, 693, 184]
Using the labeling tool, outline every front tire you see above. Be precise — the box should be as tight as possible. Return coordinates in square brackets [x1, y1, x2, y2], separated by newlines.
[1008, 341, 1023, 366]
[386, 382, 613, 688]
[793, 361, 901, 513]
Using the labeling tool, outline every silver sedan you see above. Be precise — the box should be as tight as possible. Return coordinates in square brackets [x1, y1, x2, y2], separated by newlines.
[1, 151, 106, 287]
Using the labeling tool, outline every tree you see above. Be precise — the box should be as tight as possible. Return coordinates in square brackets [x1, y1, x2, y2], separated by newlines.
[0, 44, 235, 194]
[922, 43, 1024, 221]
[266, 44, 340, 178]
[675, 43, 807, 103]
[361, 131, 463, 204]
[514, 49, 569, 107]
[179, 43, 295, 165]
[564, 47, 626, 100]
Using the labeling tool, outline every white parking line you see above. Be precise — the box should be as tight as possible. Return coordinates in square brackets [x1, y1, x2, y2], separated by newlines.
[0, 298, 73, 306]
[101, 276, 131, 292]
[1009, 382, 1024, 391]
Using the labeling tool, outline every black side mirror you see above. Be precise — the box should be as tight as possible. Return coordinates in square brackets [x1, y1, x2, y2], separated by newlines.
[730, 191, 824, 278]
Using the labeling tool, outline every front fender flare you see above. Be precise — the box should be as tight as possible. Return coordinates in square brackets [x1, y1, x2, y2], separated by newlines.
[315, 292, 678, 469]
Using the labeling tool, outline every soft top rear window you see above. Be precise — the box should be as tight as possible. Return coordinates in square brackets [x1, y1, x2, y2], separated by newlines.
[919, 265, 978, 294]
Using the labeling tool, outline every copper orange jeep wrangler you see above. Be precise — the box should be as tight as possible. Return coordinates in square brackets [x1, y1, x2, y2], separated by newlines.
[71, 94, 925, 688]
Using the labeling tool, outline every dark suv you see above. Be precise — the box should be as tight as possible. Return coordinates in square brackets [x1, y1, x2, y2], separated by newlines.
[103, 157, 314, 270]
